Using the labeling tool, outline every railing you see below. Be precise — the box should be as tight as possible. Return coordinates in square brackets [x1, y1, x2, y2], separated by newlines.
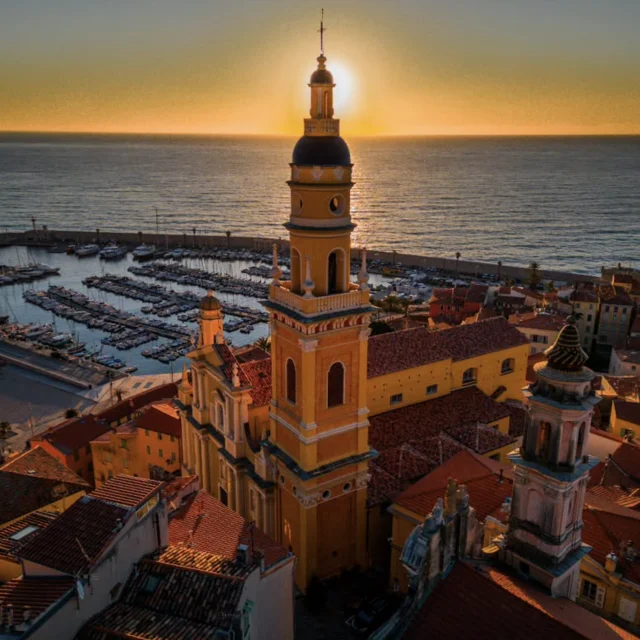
[303, 118, 340, 136]
[270, 282, 369, 315]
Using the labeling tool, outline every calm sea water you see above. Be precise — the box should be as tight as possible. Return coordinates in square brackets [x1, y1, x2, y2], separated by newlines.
[1, 133, 639, 275]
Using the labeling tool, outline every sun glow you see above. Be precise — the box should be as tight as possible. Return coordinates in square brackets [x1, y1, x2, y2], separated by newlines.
[330, 61, 357, 116]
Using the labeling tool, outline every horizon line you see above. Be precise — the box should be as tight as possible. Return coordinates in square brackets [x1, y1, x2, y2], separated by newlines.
[2, 130, 640, 139]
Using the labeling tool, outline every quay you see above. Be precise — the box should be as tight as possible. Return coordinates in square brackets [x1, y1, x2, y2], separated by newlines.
[1, 229, 602, 284]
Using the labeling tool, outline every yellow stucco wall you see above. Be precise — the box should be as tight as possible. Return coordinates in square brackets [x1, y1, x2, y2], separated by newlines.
[610, 404, 640, 439]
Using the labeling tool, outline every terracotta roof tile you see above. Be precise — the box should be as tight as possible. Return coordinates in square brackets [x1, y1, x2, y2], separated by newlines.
[599, 284, 634, 306]
[134, 401, 181, 437]
[587, 485, 640, 510]
[369, 386, 513, 454]
[611, 442, 640, 482]
[33, 383, 178, 455]
[0, 511, 58, 560]
[79, 558, 244, 639]
[233, 345, 270, 364]
[240, 357, 272, 407]
[603, 376, 640, 399]
[90, 474, 163, 509]
[394, 450, 510, 519]
[215, 343, 250, 386]
[368, 317, 529, 378]
[0, 447, 89, 525]
[169, 490, 289, 569]
[510, 312, 568, 331]
[18, 495, 130, 575]
[0, 577, 74, 628]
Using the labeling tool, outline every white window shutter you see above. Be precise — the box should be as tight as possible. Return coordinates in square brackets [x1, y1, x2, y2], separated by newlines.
[595, 586, 606, 609]
[618, 597, 637, 623]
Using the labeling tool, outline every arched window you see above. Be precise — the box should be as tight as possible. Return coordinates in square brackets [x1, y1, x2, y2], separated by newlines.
[328, 362, 345, 407]
[328, 251, 338, 294]
[286, 359, 296, 404]
[538, 422, 551, 460]
[501, 358, 515, 375]
[323, 91, 329, 116]
[462, 368, 477, 386]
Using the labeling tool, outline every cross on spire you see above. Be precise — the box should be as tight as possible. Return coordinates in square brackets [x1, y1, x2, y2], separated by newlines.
[318, 8, 327, 55]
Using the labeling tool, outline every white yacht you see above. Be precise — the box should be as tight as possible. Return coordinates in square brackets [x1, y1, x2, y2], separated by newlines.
[133, 244, 156, 260]
[100, 244, 128, 260]
[75, 244, 100, 257]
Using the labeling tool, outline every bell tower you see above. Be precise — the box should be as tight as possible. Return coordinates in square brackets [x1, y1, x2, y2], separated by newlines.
[264, 20, 377, 590]
[502, 318, 601, 599]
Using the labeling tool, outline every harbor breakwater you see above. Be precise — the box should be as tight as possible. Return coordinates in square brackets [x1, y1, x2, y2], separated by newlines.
[1, 229, 600, 285]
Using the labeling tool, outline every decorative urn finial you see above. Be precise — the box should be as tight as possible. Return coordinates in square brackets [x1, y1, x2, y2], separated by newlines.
[303, 255, 315, 299]
[270, 243, 282, 286]
[358, 247, 370, 292]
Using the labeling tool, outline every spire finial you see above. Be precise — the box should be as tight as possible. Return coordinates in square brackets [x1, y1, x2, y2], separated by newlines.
[270, 242, 282, 286]
[318, 8, 326, 56]
[358, 246, 370, 292]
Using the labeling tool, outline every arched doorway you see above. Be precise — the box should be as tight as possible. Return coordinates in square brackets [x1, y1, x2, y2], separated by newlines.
[328, 251, 338, 294]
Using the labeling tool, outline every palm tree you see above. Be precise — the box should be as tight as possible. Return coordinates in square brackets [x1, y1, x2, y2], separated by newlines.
[455, 252, 461, 276]
[96, 228, 100, 244]
[226, 230, 231, 249]
[192, 227, 197, 248]
[138, 231, 143, 245]
[497, 260, 502, 281]
[255, 336, 271, 353]
[528, 261, 542, 290]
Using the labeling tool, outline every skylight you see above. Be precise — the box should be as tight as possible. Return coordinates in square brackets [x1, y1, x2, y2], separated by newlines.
[10, 525, 39, 541]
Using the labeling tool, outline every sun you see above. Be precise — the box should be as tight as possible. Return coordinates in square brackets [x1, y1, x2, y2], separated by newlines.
[330, 61, 356, 115]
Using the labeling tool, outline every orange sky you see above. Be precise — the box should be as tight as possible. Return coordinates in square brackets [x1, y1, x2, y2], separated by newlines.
[1, 1, 639, 136]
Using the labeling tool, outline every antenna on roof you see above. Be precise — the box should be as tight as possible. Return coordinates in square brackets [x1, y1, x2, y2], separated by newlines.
[75, 537, 92, 565]
[318, 8, 327, 55]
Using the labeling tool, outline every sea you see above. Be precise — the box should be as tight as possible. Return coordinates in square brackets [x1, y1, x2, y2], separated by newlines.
[0, 134, 639, 375]
[1, 133, 639, 275]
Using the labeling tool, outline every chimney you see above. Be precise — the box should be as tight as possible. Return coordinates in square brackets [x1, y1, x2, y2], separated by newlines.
[605, 552, 618, 573]
[237, 543, 250, 566]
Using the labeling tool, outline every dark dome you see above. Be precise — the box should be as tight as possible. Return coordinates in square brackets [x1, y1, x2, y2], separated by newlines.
[200, 291, 221, 311]
[544, 320, 588, 371]
[310, 68, 334, 84]
[292, 136, 351, 166]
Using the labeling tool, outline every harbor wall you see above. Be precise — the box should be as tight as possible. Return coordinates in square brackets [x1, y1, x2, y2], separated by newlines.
[0, 229, 600, 284]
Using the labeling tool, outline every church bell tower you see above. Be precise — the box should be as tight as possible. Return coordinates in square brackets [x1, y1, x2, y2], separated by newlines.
[264, 18, 377, 590]
[502, 318, 601, 599]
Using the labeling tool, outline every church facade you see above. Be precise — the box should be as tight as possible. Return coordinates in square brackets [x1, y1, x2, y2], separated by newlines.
[177, 41, 531, 590]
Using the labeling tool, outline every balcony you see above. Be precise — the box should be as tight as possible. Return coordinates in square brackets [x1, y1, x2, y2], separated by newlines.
[269, 281, 370, 317]
[304, 118, 340, 136]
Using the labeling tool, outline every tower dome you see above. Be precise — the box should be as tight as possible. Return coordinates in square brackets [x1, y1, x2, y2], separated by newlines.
[544, 317, 588, 372]
[292, 135, 351, 166]
[310, 54, 334, 85]
[200, 290, 221, 312]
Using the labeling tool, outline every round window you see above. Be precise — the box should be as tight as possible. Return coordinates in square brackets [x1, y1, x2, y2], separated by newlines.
[322, 490, 331, 500]
[292, 194, 303, 215]
[343, 482, 352, 493]
[329, 194, 346, 216]
[280, 475, 285, 485]
[293, 486, 298, 496]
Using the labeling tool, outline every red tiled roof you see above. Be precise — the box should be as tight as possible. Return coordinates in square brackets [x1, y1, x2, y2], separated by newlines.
[587, 485, 640, 510]
[610, 442, 640, 483]
[215, 343, 250, 386]
[33, 383, 178, 455]
[405, 563, 586, 640]
[582, 505, 640, 584]
[504, 402, 528, 437]
[394, 450, 511, 520]
[466, 283, 489, 304]
[18, 495, 130, 575]
[97, 382, 178, 424]
[614, 400, 640, 426]
[513, 287, 544, 300]
[369, 386, 513, 454]
[233, 345, 270, 364]
[570, 288, 599, 303]
[0, 447, 89, 525]
[527, 352, 547, 384]
[0, 577, 74, 628]
[0, 511, 58, 560]
[599, 284, 633, 306]
[510, 312, 568, 332]
[602, 376, 640, 399]
[240, 357, 272, 407]
[134, 401, 181, 437]
[90, 474, 162, 509]
[169, 490, 289, 569]
[406, 562, 634, 640]
[368, 316, 529, 378]
[614, 349, 640, 366]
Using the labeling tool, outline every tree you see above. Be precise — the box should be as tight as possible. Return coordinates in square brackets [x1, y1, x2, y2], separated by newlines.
[546, 280, 557, 293]
[455, 252, 461, 276]
[497, 260, 502, 281]
[64, 408, 79, 419]
[370, 321, 394, 336]
[192, 227, 197, 248]
[527, 261, 542, 290]
[138, 231, 143, 245]
[255, 336, 271, 353]
[226, 230, 231, 249]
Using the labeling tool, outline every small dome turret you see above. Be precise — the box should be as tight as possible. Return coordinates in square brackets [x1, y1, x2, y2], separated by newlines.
[310, 55, 334, 85]
[544, 317, 588, 372]
[200, 290, 221, 312]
